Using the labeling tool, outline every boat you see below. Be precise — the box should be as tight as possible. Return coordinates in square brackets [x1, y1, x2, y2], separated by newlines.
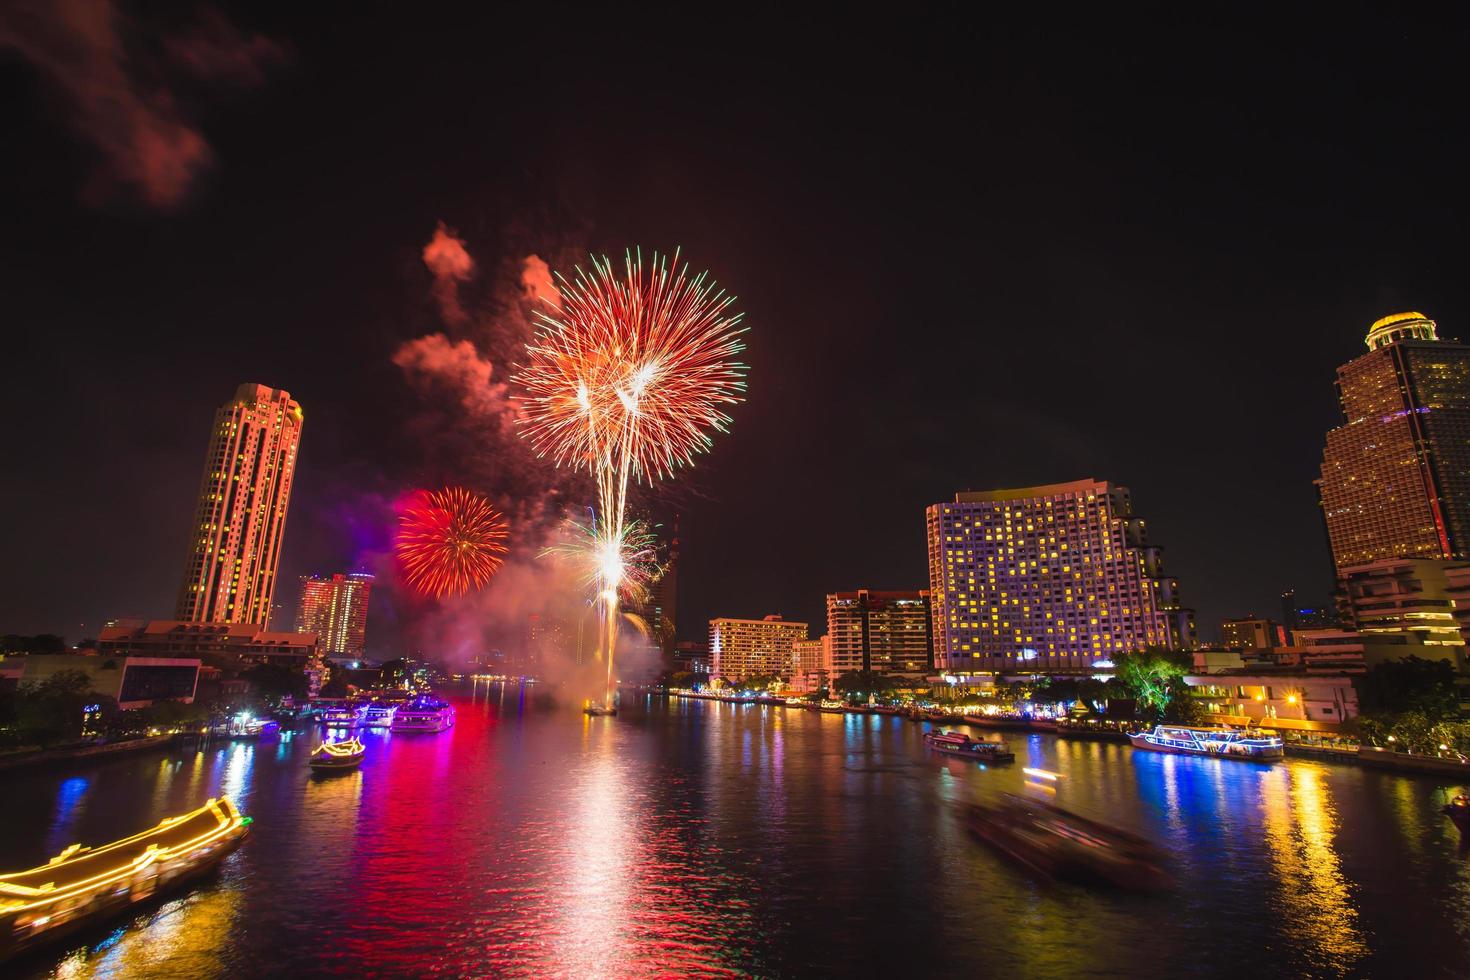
[817, 700, 846, 714]
[0, 797, 250, 962]
[310, 737, 365, 772]
[390, 695, 455, 733]
[583, 702, 617, 717]
[317, 699, 367, 729]
[1445, 795, 1470, 835]
[925, 730, 1016, 763]
[1129, 725, 1284, 761]
[926, 709, 950, 722]
[872, 705, 901, 716]
[360, 702, 397, 728]
[963, 794, 1173, 891]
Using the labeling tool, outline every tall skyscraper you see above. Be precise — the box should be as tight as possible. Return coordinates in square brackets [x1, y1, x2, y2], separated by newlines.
[1318, 312, 1470, 571]
[176, 383, 304, 627]
[295, 573, 374, 657]
[708, 615, 808, 682]
[925, 479, 1195, 674]
[825, 590, 932, 676]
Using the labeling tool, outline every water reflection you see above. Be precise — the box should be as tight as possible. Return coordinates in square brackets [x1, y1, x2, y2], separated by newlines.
[1259, 764, 1368, 975]
[6, 690, 1470, 978]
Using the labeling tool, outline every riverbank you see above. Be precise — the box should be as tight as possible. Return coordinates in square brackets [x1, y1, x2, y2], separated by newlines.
[0, 733, 179, 772]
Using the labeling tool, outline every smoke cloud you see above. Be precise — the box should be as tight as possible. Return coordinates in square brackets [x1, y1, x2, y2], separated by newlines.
[422, 221, 476, 324]
[0, 0, 286, 209]
[391, 333, 514, 430]
[520, 254, 561, 310]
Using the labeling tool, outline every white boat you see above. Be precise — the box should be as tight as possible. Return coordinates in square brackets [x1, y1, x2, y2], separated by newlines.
[360, 702, 397, 728]
[317, 700, 367, 729]
[390, 695, 455, 733]
[1129, 725, 1284, 761]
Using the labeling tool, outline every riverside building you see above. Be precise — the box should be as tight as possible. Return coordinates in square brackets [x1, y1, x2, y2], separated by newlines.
[1318, 312, 1470, 571]
[825, 590, 932, 676]
[295, 573, 373, 657]
[925, 479, 1195, 676]
[176, 383, 304, 628]
[708, 615, 808, 683]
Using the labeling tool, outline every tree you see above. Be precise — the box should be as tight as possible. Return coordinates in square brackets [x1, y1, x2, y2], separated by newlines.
[1354, 657, 1460, 722]
[833, 671, 900, 702]
[1113, 648, 1192, 721]
[15, 669, 95, 746]
[242, 663, 308, 705]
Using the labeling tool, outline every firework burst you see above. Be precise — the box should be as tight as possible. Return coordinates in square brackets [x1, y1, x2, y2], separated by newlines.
[543, 514, 662, 606]
[513, 249, 747, 708]
[395, 486, 509, 599]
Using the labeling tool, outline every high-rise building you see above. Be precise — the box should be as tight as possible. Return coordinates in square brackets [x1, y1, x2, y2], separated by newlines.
[708, 615, 808, 682]
[295, 573, 374, 657]
[925, 479, 1196, 674]
[1318, 312, 1470, 571]
[1336, 558, 1466, 669]
[176, 383, 304, 627]
[825, 590, 932, 676]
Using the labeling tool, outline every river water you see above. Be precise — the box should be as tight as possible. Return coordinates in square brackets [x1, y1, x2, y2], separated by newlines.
[5, 682, 1470, 979]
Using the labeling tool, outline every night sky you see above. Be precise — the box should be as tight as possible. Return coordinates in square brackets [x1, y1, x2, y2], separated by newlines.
[4, 5, 1469, 654]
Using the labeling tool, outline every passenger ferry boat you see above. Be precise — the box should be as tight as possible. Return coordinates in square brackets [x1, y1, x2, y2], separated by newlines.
[1445, 795, 1470, 835]
[924, 730, 1016, 763]
[317, 699, 367, 729]
[360, 702, 398, 728]
[391, 695, 455, 733]
[0, 797, 250, 962]
[310, 736, 366, 771]
[1129, 725, 1284, 761]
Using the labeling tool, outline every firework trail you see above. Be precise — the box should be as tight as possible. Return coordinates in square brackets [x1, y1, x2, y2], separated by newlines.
[543, 512, 662, 607]
[395, 486, 510, 599]
[514, 248, 747, 706]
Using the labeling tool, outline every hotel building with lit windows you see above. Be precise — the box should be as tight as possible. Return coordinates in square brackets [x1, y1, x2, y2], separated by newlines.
[925, 479, 1195, 675]
[295, 573, 374, 657]
[825, 590, 932, 676]
[176, 383, 304, 628]
[1318, 312, 1470, 571]
[708, 615, 808, 682]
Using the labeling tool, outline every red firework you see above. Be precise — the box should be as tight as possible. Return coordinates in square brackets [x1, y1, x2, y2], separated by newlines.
[395, 487, 509, 599]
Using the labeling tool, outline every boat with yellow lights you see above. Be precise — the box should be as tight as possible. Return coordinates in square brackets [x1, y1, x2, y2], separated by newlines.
[310, 737, 365, 771]
[0, 797, 250, 962]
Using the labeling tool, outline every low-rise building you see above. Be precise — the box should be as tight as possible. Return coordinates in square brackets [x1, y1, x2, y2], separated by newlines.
[16, 654, 201, 709]
[1185, 671, 1360, 730]
[708, 615, 807, 682]
[1336, 558, 1467, 669]
[99, 620, 321, 669]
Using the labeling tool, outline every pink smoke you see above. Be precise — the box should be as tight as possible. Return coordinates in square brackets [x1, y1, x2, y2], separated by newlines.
[521, 254, 562, 310]
[0, 0, 284, 209]
[422, 222, 476, 324]
[391, 333, 515, 430]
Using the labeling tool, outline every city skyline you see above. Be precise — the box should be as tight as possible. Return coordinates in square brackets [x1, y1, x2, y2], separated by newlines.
[5, 8, 1470, 653]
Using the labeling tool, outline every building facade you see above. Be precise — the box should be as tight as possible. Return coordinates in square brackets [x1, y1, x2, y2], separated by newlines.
[1318, 312, 1470, 571]
[825, 590, 932, 676]
[925, 479, 1196, 674]
[176, 383, 305, 627]
[708, 615, 808, 682]
[17, 655, 201, 709]
[295, 573, 373, 657]
[99, 620, 320, 668]
[1335, 558, 1467, 669]
[1220, 617, 1281, 651]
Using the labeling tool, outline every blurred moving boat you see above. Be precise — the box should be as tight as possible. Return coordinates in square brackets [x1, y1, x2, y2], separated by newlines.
[360, 702, 397, 728]
[391, 695, 455, 733]
[1445, 795, 1470, 835]
[310, 737, 365, 772]
[925, 730, 1016, 763]
[0, 797, 250, 962]
[583, 704, 617, 717]
[963, 794, 1173, 891]
[1129, 725, 1284, 761]
[317, 700, 367, 729]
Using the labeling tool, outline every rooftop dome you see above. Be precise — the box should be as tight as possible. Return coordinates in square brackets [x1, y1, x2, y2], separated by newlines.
[1366, 311, 1437, 350]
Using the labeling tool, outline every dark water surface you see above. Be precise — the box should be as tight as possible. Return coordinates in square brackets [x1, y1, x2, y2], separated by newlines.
[5, 683, 1470, 978]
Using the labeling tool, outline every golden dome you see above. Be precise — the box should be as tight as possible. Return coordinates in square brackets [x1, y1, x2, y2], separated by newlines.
[1366, 312, 1437, 350]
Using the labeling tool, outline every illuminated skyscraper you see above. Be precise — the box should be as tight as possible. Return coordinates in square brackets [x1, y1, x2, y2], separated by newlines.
[925, 479, 1195, 674]
[708, 615, 808, 682]
[1318, 312, 1470, 571]
[825, 590, 932, 676]
[176, 383, 304, 627]
[295, 573, 374, 657]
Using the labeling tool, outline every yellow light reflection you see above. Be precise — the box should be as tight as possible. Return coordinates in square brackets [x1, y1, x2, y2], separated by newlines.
[1258, 765, 1368, 974]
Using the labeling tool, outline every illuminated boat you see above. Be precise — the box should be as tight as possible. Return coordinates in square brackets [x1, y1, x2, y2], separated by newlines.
[1129, 725, 1284, 761]
[0, 797, 250, 962]
[360, 702, 397, 728]
[310, 737, 365, 771]
[925, 730, 1016, 763]
[390, 695, 455, 733]
[818, 700, 846, 713]
[963, 794, 1173, 891]
[1445, 795, 1470, 835]
[317, 700, 367, 729]
[583, 704, 617, 717]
